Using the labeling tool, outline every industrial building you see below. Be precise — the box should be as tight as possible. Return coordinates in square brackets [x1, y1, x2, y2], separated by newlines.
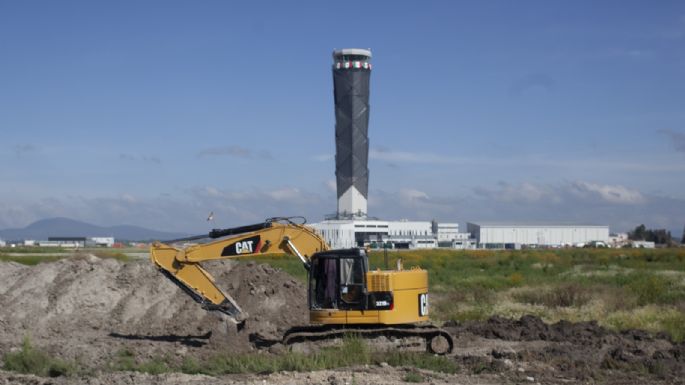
[47, 237, 88, 247]
[89, 237, 115, 247]
[21, 237, 116, 248]
[314, 219, 475, 250]
[310, 48, 474, 249]
[467, 222, 610, 249]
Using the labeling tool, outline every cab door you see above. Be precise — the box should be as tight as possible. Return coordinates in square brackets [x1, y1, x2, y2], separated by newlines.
[308, 250, 368, 311]
[338, 256, 365, 309]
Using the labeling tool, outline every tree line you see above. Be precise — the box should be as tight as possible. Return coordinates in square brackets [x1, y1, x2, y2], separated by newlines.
[628, 224, 681, 246]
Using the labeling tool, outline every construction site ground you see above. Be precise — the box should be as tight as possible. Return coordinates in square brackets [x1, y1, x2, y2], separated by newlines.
[1, 256, 684, 385]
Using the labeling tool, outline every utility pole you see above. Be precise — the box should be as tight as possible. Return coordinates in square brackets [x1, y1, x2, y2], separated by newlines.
[384, 242, 389, 270]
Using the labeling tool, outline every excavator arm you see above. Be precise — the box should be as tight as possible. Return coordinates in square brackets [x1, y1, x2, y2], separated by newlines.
[150, 218, 329, 323]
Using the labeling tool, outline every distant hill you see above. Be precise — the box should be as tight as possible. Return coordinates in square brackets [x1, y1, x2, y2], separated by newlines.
[0, 217, 189, 242]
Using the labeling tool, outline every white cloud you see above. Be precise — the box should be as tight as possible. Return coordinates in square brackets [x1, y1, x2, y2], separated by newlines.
[119, 154, 161, 164]
[0, 180, 682, 236]
[203, 186, 221, 197]
[313, 154, 334, 162]
[509, 73, 555, 96]
[399, 188, 429, 201]
[474, 181, 645, 206]
[474, 182, 558, 204]
[120, 193, 137, 203]
[267, 187, 301, 201]
[13, 144, 36, 158]
[313, 148, 464, 164]
[370, 188, 452, 220]
[197, 146, 272, 160]
[370, 148, 461, 164]
[313, 147, 685, 173]
[570, 181, 645, 204]
[658, 129, 685, 154]
[188, 186, 330, 226]
[370, 181, 684, 233]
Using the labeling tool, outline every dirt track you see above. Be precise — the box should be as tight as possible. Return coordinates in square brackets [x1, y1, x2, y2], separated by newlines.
[1, 257, 684, 384]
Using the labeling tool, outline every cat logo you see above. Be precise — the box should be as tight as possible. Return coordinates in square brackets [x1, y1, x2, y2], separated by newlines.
[418, 293, 429, 317]
[221, 235, 261, 256]
[235, 240, 254, 254]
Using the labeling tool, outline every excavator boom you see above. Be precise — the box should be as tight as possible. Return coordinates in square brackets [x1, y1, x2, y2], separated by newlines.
[150, 218, 328, 323]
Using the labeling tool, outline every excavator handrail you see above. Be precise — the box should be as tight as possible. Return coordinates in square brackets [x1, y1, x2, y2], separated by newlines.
[161, 217, 307, 244]
[162, 222, 273, 244]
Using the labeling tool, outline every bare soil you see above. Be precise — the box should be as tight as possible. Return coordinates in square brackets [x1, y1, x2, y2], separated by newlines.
[1, 257, 684, 384]
[447, 316, 685, 384]
[0, 256, 305, 367]
[0, 367, 507, 385]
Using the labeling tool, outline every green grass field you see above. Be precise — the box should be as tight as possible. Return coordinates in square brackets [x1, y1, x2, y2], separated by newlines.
[247, 248, 685, 341]
[2, 246, 684, 340]
[0, 248, 131, 265]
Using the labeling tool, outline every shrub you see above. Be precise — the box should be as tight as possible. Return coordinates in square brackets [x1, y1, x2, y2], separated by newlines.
[514, 283, 592, 308]
[626, 273, 683, 306]
[2, 337, 76, 377]
[382, 352, 457, 374]
[403, 371, 424, 382]
[509, 273, 525, 286]
[661, 311, 685, 342]
[445, 306, 491, 323]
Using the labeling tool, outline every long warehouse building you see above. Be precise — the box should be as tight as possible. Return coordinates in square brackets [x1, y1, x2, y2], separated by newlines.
[467, 222, 610, 248]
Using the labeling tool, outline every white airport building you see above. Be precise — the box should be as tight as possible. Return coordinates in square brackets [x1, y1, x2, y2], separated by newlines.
[33, 237, 116, 248]
[89, 237, 115, 247]
[311, 219, 476, 250]
[467, 222, 610, 249]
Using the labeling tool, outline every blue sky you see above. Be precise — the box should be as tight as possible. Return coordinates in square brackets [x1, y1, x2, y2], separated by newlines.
[1, 1, 684, 235]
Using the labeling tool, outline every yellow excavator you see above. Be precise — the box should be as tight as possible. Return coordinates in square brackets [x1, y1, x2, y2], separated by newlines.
[150, 217, 453, 354]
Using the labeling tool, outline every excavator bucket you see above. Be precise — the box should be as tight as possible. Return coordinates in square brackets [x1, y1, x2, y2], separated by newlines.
[150, 242, 247, 324]
[158, 268, 246, 324]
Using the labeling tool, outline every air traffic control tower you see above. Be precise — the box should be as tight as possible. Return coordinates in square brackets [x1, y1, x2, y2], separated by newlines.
[332, 48, 372, 219]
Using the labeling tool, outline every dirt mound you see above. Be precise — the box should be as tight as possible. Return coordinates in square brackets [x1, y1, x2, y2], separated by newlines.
[449, 315, 685, 383]
[0, 257, 307, 366]
[460, 314, 610, 344]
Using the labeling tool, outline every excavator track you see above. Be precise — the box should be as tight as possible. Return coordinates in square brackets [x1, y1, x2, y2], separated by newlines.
[251, 324, 454, 355]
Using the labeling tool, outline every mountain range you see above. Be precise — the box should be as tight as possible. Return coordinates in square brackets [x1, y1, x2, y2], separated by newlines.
[0, 218, 189, 242]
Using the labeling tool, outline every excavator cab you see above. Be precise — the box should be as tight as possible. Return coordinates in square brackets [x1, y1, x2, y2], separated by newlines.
[308, 248, 369, 311]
